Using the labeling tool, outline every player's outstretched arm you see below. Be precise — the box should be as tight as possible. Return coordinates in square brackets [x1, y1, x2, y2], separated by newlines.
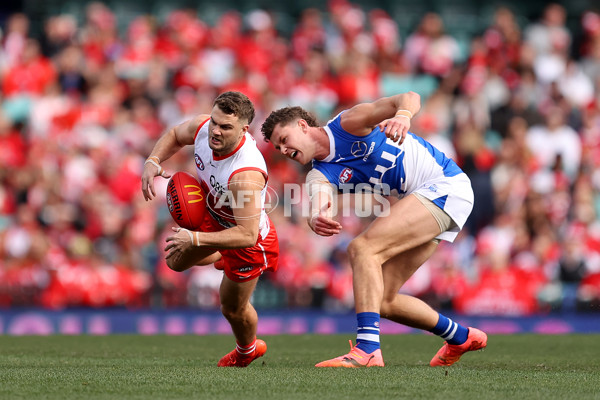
[340, 91, 421, 144]
[212, 170, 265, 248]
[141, 114, 209, 201]
[306, 169, 342, 236]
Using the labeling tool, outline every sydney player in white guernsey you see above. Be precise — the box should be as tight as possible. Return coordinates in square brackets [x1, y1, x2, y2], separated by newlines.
[262, 91, 487, 368]
[141, 91, 278, 368]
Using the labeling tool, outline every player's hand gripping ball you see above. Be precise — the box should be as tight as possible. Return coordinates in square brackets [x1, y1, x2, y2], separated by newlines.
[166, 172, 207, 230]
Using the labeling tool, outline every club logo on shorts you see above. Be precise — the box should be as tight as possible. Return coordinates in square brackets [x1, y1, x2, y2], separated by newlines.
[194, 153, 205, 170]
[339, 167, 353, 184]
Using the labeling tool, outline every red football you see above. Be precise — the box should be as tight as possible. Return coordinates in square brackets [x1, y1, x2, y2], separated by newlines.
[166, 171, 207, 230]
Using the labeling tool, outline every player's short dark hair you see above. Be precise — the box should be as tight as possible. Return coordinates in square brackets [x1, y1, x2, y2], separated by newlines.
[261, 107, 319, 141]
[214, 91, 255, 124]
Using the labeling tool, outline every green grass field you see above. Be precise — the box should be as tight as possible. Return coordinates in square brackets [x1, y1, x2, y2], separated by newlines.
[1, 334, 599, 400]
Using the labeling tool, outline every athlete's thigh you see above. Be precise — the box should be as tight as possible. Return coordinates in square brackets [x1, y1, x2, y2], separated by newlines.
[219, 273, 259, 309]
[381, 240, 438, 302]
[359, 194, 441, 261]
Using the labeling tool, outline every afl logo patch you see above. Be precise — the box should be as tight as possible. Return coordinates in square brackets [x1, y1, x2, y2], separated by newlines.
[339, 167, 353, 184]
[195, 153, 205, 170]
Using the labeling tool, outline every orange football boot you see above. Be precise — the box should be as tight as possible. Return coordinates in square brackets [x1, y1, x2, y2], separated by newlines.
[217, 339, 267, 367]
[430, 327, 487, 367]
[315, 340, 384, 368]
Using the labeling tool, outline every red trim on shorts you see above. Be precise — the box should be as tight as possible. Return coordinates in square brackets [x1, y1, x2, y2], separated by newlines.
[194, 117, 211, 141]
[213, 135, 246, 160]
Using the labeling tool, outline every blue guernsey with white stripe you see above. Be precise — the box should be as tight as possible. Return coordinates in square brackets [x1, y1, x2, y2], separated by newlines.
[311, 111, 474, 242]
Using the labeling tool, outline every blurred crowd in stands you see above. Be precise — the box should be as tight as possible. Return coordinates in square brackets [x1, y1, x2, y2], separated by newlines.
[1, 1, 600, 315]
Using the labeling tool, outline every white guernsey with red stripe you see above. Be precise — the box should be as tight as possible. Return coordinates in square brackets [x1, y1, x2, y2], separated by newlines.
[193, 118, 271, 240]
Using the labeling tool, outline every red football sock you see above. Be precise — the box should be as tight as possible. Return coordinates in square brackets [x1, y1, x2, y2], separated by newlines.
[236, 339, 257, 356]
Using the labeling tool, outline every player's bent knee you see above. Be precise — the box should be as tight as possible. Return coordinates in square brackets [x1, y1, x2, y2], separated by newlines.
[347, 237, 382, 264]
[166, 257, 189, 272]
[220, 304, 245, 320]
[347, 237, 368, 259]
[167, 248, 219, 272]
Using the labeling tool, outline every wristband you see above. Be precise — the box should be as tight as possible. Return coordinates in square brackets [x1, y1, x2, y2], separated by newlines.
[183, 228, 194, 244]
[145, 158, 168, 177]
[181, 229, 201, 246]
[395, 109, 413, 119]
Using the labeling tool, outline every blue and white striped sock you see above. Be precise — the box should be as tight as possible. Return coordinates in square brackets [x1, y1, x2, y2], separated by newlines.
[430, 314, 468, 345]
[355, 312, 380, 354]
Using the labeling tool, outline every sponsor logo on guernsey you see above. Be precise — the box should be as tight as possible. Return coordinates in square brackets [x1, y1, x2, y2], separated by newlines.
[351, 141, 368, 157]
[334, 154, 346, 163]
[194, 153, 205, 170]
[339, 167, 353, 184]
[363, 142, 375, 161]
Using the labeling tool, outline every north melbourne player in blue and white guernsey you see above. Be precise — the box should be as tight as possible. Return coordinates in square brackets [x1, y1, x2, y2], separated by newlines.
[261, 91, 487, 368]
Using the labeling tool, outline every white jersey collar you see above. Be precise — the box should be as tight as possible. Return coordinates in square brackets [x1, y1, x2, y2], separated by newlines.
[319, 125, 336, 163]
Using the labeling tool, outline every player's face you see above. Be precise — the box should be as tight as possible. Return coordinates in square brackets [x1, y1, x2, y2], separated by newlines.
[208, 105, 248, 156]
[270, 120, 311, 165]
